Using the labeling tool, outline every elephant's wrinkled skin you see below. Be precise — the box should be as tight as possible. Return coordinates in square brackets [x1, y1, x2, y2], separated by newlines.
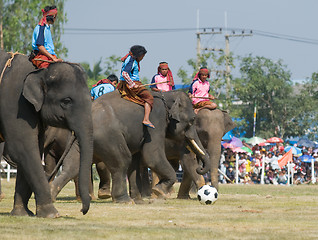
[43, 90, 210, 203]
[92, 90, 210, 202]
[166, 109, 235, 198]
[0, 50, 93, 218]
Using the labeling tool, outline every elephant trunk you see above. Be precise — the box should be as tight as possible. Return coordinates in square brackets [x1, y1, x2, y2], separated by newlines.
[70, 115, 93, 215]
[185, 126, 210, 175]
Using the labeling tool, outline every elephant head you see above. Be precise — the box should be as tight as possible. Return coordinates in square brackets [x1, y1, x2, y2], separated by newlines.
[22, 63, 93, 214]
[165, 91, 210, 175]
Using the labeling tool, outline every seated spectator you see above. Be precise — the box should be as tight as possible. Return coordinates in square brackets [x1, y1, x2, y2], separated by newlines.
[226, 166, 235, 183]
[277, 170, 288, 185]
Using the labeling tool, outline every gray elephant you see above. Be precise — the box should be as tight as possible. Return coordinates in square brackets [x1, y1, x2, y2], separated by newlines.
[0, 50, 93, 218]
[166, 108, 235, 197]
[43, 90, 210, 203]
[93, 90, 210, 202]
[43, 127, 105, 201]
[130, 108, 235, 200]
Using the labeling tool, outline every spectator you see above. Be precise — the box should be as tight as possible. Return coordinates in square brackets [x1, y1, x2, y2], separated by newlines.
[277, 169, 288, 185]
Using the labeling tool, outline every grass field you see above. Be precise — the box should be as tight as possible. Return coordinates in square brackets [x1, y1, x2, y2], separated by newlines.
[0, 179, 318, 240]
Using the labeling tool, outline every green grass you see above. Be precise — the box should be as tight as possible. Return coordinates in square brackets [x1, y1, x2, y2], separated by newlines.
[1, 179, 318, 240]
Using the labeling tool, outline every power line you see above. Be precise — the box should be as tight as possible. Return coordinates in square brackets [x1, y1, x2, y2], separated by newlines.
[64, 27, 318, 45]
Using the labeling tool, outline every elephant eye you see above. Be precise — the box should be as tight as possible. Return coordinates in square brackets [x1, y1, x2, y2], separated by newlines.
[60, 97, 72, 109]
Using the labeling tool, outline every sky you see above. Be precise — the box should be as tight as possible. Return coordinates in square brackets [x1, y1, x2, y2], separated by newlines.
[61, 0, 318, 84]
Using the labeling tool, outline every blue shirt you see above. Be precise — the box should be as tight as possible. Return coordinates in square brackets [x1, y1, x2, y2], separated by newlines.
[90, 83, 115, 100]
[120, 55, 140, 81]
[32, 24, 56, 55]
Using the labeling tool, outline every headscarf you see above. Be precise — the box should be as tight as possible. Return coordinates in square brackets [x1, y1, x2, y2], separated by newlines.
[158, 62, 174, 87]
[92, 78, 112, 87]
[193, 67, 210, 81]
[38, 8, 58, 26]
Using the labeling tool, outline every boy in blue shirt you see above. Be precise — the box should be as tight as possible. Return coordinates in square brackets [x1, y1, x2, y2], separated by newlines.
[117, 45, 155, 129]
[91, 74, 118, 100]
[31, 5, 63, 68]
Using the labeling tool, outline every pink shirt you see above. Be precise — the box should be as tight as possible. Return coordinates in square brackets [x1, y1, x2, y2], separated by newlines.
[189, 79, 210, 105]
[151, 74, 173, 92]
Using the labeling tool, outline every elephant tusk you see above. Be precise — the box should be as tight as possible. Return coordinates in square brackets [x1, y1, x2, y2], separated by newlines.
[189, 139, 205, 156]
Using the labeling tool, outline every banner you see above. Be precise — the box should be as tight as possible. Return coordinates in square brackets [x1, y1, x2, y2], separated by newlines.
[278, 149, 292, 168]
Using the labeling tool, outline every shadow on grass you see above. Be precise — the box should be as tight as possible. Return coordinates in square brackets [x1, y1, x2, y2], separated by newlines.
[0, 212, 11, 216]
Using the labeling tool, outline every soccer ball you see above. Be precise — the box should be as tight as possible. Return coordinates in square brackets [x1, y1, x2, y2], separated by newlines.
[197, 185, 218, 205]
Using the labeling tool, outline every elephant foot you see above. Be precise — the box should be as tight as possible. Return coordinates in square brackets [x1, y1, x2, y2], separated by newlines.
[98, 188, 111, 199]
[132, 198, 146, 204]
[113, 195, 134, 204]
[152, 186, 168, 200]
[36, 204, 60, 218]
[177, 194, 191, 199]
[50, 185, 60, 202]
[0, 192, 5, 201]
[11, 206, 35, 217]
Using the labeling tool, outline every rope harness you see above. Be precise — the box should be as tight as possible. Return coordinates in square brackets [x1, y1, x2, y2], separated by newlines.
[0, 52, 23, 84]
[0, 51, 24, 142]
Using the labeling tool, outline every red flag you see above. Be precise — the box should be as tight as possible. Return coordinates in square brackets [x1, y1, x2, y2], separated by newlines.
[278, 149, 292, 168]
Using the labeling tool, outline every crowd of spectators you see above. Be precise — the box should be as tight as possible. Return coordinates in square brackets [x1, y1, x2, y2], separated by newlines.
[218, 142, 318, 185]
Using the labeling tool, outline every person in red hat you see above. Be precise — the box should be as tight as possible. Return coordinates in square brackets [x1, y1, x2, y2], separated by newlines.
[188, 67, 217, 114]
[150, 62, 175, 92]
[31, 5, 63, 68]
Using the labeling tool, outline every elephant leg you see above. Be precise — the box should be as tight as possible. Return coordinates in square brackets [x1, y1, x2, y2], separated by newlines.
[95, 161, 111, 199]
[142, 145, 176, 198]
[178, 151, 205, 199]
[74, 165, 96, 201]
[9, 142, 59, 218]
[96, 140, 132, 203]
[50, 143, 81, 201]
[208, 141, 222, 190]
[128, 155, 143, 203]
[11, 167, 34, 216]
[177, 170, 192, 199]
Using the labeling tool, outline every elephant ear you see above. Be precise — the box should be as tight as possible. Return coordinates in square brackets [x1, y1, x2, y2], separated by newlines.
[169, 97, 181, 122]
[222, 110, 236, 134]
[22, 68, 47, 112]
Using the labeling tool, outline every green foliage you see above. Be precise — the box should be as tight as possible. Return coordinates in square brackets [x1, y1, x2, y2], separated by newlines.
[1, 0, 67, 57]
[231, 55, 317, 138]
[104, 55, 121, 77]
[81, 55, 122, 89]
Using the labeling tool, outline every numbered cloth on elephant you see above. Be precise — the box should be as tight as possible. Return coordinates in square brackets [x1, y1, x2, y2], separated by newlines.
[117, 81, 153, 108]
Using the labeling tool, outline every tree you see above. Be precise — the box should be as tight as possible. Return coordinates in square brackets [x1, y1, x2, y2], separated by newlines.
[81, 59, 104, 88]
[177, 50, 234, 108]
[104, 55, 121, 77]
[1, 0, 67, 57]
[232, 55, 306, 138]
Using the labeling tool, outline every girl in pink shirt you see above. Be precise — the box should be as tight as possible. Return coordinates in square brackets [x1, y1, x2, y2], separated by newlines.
[188, 67, 217, 114]
[150, 62, 175, 92]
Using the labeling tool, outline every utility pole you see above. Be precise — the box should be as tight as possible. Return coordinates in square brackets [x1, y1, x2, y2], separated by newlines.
[196, 28, 222, 68]
[224, 31, 253, 100]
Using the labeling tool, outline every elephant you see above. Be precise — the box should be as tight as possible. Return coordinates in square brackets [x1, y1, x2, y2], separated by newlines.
[43, 127, 107, 201]
[0, 50, 93, 218]
[42, 90, 210, 203]
[129, 108, 235, 200]
[165, 108, 235, 198]
[43, 103, 235, 202]
[93, 90, 210, 202]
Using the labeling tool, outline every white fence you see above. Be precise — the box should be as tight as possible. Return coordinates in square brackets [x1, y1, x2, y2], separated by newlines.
[0, 159, 17, 182]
